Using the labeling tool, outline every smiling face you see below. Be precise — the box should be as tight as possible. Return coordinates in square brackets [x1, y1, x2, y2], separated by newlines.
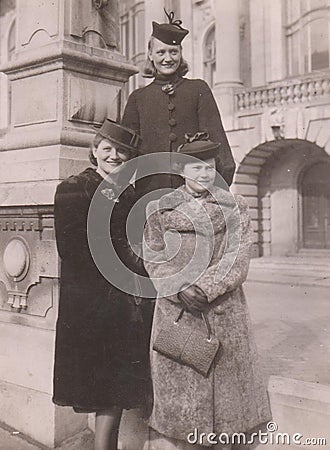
[181, 158, 216, 194]
[148, 37, 182, 76]
[93, 138, 131, 178]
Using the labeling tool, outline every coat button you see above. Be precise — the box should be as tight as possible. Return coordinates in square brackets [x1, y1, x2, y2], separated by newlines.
[169, 118, 177, 127]
[169, 133, 177, 142]
[168, 103, 175, 111]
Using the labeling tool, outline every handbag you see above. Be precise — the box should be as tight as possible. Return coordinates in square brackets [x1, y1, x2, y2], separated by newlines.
[153, 308, 220, 377]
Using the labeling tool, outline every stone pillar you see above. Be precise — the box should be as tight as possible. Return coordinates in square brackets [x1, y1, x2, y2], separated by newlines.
[264, 0, 286, 83]
[0, 0, 137, 447]
[213, 0, 242, 129]
[178, 0, 194, 77]
[250, 0, 266, 87]
[144, 0, 165, 42]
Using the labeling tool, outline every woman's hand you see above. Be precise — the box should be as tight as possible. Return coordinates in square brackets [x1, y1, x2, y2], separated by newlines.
[178, 285, 208, 314]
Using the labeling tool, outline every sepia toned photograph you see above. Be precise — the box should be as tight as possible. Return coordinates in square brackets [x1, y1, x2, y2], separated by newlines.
[0, 0, 329, 449]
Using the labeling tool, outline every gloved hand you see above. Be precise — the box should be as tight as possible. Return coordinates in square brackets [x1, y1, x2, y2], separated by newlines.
[178, 285, 208, 314]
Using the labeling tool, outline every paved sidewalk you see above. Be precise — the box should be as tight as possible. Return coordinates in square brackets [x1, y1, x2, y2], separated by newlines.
[0, 423, 93, 450]
[246, 256, 330, 387]
[1, 256, 329, 449]
[248, 255, 330, 288]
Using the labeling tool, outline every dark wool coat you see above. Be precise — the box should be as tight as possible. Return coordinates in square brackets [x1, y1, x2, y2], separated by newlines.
[122, 76, 236, 191]
[53, 168, 153, 411]
[143, 187, 271, 444]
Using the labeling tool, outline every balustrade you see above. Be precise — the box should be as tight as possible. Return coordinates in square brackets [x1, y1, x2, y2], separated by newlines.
[236, 75, 330, 111]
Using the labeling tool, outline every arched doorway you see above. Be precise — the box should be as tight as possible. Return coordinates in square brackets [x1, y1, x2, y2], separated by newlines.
[301, 162, 330, 249]
[235, 138, 330, 257]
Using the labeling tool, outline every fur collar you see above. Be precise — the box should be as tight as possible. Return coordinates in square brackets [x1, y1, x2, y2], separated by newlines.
[157, 186, 237, 235]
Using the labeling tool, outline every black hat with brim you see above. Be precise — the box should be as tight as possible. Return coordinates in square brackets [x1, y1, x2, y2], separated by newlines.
[95, 119, 141, 153]
[176, 132, 220, 161]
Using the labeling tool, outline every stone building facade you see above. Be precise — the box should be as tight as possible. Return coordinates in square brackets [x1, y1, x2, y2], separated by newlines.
[0, 0, 139, 447]
[120, 0, 330, 257]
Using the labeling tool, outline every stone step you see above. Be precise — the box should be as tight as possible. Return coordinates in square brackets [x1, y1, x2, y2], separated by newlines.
[248, 257, 330, 287]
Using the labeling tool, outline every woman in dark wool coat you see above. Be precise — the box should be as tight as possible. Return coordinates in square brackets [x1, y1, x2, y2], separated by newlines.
[143, 135, 271, 450]
[52, 119, 152, 450]
[121, 10, 236, 194]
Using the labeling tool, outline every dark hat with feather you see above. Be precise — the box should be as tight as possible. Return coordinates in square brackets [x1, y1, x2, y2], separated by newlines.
[152, 9, 189, 45]
[176, 132, 220, 160]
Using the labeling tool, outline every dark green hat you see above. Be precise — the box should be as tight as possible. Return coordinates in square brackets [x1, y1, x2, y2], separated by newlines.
[152, 10, 189, 46]
[177, 132, 220, 160]
[95, 119, 141, 152]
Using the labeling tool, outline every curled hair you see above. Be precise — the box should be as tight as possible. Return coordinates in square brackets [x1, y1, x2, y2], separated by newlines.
[141, 37, 189, 78]
[89, 133, 138, 166]
[89, 134, 103, 166]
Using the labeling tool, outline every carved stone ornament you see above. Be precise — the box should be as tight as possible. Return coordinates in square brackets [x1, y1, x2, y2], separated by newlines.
[0, 206, 57, 316]
[3, 238, 30, 282]
[93, 0, 109, 9]
[70, 0, 119, 49]
[269, 107, 285, 140]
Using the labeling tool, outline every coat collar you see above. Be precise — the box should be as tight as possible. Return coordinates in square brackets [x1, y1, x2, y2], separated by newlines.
[159, 185, 235, 210]
[158, 186, 237, 235]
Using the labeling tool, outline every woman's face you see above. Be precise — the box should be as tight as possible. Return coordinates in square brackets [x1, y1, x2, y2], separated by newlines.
[149, 37, 182, 76]
[181, 158, 216, 194]
[93, 138, 130, 178]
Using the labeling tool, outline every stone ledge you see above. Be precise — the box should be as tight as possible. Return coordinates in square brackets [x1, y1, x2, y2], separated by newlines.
[267, 376, 330, 449]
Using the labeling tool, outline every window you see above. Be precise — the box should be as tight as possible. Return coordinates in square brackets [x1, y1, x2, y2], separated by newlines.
[8, 18, 15, 60]
[203, 25, 216, 88]
[120, 1, 145, 98]
[0, 15, 16, 132]
[286, 0, 330, 76]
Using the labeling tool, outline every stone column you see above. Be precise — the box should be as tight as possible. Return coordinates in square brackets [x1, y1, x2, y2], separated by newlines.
[264, 0, 286, 83]
[0, 0, 137, 447]
[144, 0, 165, 42]
[250, 0, 266, 87]
[178, 0, 194, 76]
[213, 0, 242, 129]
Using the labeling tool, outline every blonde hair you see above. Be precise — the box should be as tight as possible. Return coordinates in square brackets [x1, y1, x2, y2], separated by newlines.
[141, 37, 189, 78]
[88, 134, 137, 166]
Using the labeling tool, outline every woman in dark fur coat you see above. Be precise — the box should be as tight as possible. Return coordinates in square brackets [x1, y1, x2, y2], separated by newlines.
[52, 119, 152, 450]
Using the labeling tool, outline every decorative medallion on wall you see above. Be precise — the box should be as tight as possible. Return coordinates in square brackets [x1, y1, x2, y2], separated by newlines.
[3, 238, 30, 310]
[3, 238, 30, 282]
[0, 206, 58, 316]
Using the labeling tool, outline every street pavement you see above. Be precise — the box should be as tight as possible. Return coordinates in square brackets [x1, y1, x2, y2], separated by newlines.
[1, 256, 329, 449]
[246, 256, 330, 387]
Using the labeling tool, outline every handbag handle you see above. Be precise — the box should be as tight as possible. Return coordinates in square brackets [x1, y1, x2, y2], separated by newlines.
[174, 308, 213, 342]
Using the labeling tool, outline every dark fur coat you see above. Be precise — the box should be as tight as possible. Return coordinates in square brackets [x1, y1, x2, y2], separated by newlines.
[53, 168, 153, 411]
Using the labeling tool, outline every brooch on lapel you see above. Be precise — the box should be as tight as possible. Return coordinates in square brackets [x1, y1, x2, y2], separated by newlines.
[162, 83, 175, 96]
[101, 188, 119, 202]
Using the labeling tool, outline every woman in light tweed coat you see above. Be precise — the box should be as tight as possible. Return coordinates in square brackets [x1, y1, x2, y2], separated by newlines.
[143, 135, 271, 449]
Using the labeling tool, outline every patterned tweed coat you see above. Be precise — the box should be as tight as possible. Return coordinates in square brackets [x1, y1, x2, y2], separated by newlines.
[143, 186, 271, 444]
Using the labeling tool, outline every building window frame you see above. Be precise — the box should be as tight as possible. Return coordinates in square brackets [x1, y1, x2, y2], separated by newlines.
[203, 23, 216, 89]
[0, 15, 16, 133]
[286, 0, 330, 76]
[120, 1, 145, 97]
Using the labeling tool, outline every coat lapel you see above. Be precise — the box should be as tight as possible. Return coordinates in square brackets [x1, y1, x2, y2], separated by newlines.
[158, 186, 236, 236]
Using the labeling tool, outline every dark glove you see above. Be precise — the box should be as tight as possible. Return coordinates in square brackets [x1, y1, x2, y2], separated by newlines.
[178, 285, 208, 314]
